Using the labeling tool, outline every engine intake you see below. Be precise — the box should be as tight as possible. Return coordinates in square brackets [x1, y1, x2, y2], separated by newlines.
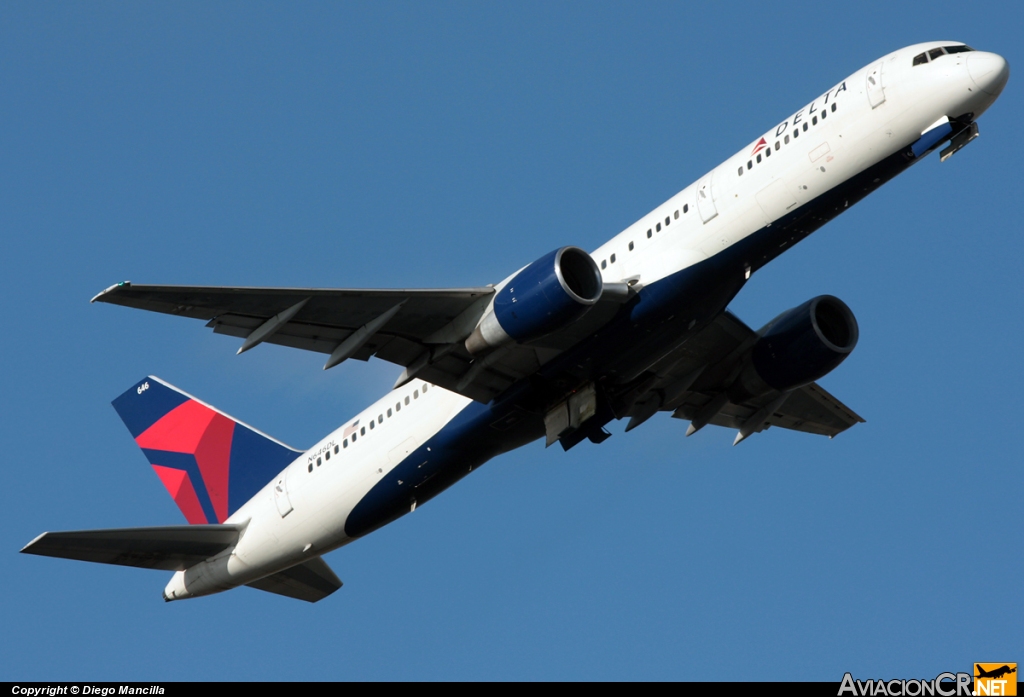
[730, 295, 858, 400]
[466, 247, 603, 353]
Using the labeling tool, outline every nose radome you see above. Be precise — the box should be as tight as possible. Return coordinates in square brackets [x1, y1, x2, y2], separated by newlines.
[968, 52, 1010, 97]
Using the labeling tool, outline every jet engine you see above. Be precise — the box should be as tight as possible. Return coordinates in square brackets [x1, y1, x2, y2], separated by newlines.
[730, 295, 858, 400]
[466, 246, 603, 353]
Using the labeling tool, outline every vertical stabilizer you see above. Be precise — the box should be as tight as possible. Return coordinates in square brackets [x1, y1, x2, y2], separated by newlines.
[112, 377, 302, 524]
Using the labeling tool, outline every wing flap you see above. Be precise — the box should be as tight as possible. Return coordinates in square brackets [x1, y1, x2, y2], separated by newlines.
[246, 557, 342, 603]
[20, 525, 242, 571]
[763, 382, 865, 436]
[669, 382, 863, 438]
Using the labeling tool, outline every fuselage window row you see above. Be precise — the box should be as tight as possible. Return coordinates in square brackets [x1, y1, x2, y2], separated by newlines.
[601, 205, 688, 271]
[307, 384, 428, 473]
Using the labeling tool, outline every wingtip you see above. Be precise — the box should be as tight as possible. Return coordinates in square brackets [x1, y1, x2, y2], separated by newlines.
[20, 531, 49, 553]
[90, 281, 131, 303]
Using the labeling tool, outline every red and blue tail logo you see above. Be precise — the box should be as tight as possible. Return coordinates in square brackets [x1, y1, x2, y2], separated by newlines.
[112, 377, 302, 524]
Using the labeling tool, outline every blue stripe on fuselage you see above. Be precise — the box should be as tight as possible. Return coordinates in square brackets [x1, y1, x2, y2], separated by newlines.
[345, 141, 922, 538]
[343, 398, 540, 538]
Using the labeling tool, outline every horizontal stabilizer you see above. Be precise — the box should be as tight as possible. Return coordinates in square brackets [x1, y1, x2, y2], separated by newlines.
[21, 525, 242, 571]
[246, 557, 342, 602]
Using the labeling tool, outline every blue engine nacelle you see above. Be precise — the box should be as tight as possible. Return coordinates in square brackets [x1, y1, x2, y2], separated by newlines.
[730, 295, 858, 401]
[466, 247, 603, 353]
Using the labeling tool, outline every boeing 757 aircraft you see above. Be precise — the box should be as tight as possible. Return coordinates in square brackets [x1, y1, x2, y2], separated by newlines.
[23, 42, 1008, 602]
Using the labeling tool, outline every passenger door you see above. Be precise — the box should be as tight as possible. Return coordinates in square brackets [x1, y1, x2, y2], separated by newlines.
[273, 472, 293, 518]
[866, 63, 885, 108]
[696, 173, 718, 223]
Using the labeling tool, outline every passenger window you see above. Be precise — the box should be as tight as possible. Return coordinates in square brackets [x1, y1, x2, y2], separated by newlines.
[793, 128, 800, 138]
[414, 390, 419, 399]
[756, 154, 762, 163]
[396, 402, 401, 412]
[765, 147, 771, 157]
[802, 123, 808, 132]
[387, 408, 392, 417]
[369, 420, 374, 430]
[360, 427, 365, 436]
[308, 463, 313, 472]
[610, 253, 617, 263]
[423, 384, 428, 392]
[378, 415, 383, 424]
[774, 142, 780, 151]
[317, 457, 322, 466]
[784, 134, 790, 144]
[656, 223, 661, 232]
[601, 259, 607, 269]
[665, 216, 670, 226]
[738, 166, 743, 176]
[830, 103, 837, 113]
[821, 109, 826, 120]
[913, 52, 928, 66]
[673, 210, 679, 219]
[404, 396, 410, 405]
[325, 450, 330, 461]
[683, 204, 689, 213]
[647, 229, 652, 238]
[747, 160, 752, 170]
[343, 439, 348, 448]
[929, 47, 945, 60]
[812, 115, 818, 125]
[335, 445, 339, 454]
[628, 241, 634, 251]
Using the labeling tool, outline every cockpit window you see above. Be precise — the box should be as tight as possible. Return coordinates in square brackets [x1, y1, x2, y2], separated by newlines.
[944, 44, 975, 54]
[928, 47, 946, 61]
[913, 52, 929, 66]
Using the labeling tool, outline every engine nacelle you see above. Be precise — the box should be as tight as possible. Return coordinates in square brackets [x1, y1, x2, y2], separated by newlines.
[730, 295, 858, 400]
[466, 247, 603, 354]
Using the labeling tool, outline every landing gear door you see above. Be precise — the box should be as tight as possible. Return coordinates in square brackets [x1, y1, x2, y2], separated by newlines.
[273, 472, 293, 518]
[866, 62, 885, 108]
[696, 173, 718, 223]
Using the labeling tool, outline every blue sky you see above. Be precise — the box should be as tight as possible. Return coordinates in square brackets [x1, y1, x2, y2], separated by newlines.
[3, 1, 1020, 681]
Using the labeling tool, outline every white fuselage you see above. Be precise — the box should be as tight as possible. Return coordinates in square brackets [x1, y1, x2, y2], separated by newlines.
[163, 42, 1008, 601]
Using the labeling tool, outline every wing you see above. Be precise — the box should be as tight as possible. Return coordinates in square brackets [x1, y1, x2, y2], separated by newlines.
[20, 525, 242, 571]
[92, 282, 496, 399]
[622, 311, 864, 441]
[92, 281, 632, 403]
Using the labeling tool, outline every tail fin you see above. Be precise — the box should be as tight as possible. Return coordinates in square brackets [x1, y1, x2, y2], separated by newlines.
[112, 376, 302, 524]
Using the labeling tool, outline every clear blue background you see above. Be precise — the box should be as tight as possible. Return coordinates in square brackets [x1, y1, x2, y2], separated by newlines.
[2, 1, 1020, 681]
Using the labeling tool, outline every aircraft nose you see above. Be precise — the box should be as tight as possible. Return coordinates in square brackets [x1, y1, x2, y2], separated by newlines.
[968, 52, 1010, 97]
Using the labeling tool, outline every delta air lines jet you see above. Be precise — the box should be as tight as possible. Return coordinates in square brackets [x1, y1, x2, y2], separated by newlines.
[23, 43, 1009, 602]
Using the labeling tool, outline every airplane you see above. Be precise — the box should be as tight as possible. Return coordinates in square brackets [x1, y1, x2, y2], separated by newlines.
[976, 665, 1017, 680]
[22, 42, 1009, 603]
